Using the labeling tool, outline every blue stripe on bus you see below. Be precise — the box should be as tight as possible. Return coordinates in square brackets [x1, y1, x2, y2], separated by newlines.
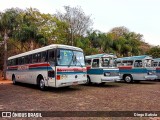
[156, 70, 160, 73]
[87, 69, 119, 75]
[7, 67, 53, 71]
[119, 68, 155, 74]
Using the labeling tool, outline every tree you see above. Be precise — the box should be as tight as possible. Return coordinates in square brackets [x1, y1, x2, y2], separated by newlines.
[55, 6, 93, 45]
[13, 8, 47, 51]
[147, 46, 160, 58]
[0, 8, 21, 79]
[109, 26, 129, 40]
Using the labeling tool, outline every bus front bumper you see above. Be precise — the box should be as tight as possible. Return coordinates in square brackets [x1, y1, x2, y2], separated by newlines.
[101, 76, 121, 82]
[144, 75, 157, 80]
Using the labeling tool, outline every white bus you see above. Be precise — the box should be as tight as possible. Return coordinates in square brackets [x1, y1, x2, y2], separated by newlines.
[153, 58, 160, 79]
[6, 44, 87, 90]
[85, 53, 120, 85]
[116, 55, 157, 83]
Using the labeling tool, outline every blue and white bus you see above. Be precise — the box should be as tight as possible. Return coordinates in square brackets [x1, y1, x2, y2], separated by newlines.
[153, 58, 160, 79]
[116, 55, 157, 83]
[6, 44, 87, 90]
[85, 53, 120, 85]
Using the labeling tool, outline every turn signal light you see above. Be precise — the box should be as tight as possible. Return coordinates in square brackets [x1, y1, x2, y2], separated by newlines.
[56, 75, 61, 80]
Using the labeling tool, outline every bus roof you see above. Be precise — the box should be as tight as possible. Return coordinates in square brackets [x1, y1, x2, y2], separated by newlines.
[85, 53, 117, 59]
[8, 44, 83, 60]
[153, 58, 160, 62]
[117, 55, 152, 61]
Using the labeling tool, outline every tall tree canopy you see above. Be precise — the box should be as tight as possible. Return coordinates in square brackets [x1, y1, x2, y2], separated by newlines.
[55, 6, 93, 45]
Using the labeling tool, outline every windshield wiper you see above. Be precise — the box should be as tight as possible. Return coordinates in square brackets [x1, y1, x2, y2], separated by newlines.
[68, 53, 75, 67]
[75, 57, 83, 68]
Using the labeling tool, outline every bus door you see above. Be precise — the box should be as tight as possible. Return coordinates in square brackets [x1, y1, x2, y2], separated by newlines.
[48, 49, 56, 87]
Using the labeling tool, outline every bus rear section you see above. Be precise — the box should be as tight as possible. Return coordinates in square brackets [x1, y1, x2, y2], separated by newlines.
[85, 54, 120, 84]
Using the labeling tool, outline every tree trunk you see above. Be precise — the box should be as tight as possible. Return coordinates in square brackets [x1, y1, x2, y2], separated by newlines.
[3, 31, 8, 80]
[30, 40, 34, 50]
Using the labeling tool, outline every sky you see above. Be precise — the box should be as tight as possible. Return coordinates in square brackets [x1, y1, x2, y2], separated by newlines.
[0, 0, 160, 46]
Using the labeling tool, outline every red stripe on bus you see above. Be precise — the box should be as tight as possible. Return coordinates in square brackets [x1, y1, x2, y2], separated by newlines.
[156, 67, 160, 70]
[29, 63, 50, 68]
[8, 63, 50, 69]
[118, 66, 132, 69]
[8, 66, 18, 69]
[57, 68, 87, 72]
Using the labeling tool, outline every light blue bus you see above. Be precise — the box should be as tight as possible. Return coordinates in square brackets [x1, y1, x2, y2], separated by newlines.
[85, 53, 120, 85]
[153, 58, 160, 79]
[116, 55, 157, 83]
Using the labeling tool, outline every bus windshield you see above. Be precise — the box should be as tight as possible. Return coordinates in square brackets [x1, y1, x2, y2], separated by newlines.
[101, 57, 116, 67]
[57, 49, 85, 66]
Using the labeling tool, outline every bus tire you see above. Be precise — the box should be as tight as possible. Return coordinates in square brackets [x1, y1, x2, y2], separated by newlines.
[124, 75, 133, 83]
[39, 78, 46, 91]
[37, 76, 46, 91]
[86, 76, 92, 85]
[12, 75, 17, 85]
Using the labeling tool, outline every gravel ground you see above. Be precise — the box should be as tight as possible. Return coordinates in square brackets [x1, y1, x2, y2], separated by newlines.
[0, 79, 160, 120]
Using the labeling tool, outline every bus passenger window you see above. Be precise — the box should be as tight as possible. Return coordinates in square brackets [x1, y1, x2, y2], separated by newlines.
[41, 51, 47, 62]
[85, 60, 91, 65]
[33, 54, 38, 63]
[18, 57, 22, 65]
[28, 55, 32, 64]
[134, 60, 142, 67]
[37, 53, 41, 62]
[25, 56, 29, 64]
[92, 59, 99, 67]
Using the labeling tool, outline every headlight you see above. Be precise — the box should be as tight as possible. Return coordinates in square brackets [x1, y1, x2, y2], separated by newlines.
[148, 72, 153, 75]
[104, 72, 110, 76]
[118, 73, 121, 76]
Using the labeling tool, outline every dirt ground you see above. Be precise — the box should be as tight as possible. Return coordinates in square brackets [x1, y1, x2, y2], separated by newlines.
[0, 76, 160, 120]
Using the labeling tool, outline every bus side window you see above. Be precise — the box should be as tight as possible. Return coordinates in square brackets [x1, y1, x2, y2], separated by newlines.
[85, 59, 91, 65]
[25, 56, 29, 64]
[22, 57, 25, 65]
[134, 60, 142, 67]
[12, 59, 16, 66]
[37, 53, 41, 62]
[41, 51, 47, 62]
[28, 55, 32, 64]
[15, 58, 18, 65]
[33, 54, 38, 63]
[18, 57, 22, 65]
[159, 62, 160, 67]
[116, 61, 121, 67]
[92, 59, 99, 67]
[49, 50, 55, 65]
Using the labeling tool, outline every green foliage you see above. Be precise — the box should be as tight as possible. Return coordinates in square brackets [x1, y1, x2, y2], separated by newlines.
[0, 6, 157, 69]
[147, 46, 160, 58]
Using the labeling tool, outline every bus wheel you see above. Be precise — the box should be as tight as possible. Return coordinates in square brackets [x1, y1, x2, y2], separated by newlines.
[39, 79, 46, 91]
[86, 76, 91, 85]
[12, 75, 17, 85]
[124, 75, 133, 83]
